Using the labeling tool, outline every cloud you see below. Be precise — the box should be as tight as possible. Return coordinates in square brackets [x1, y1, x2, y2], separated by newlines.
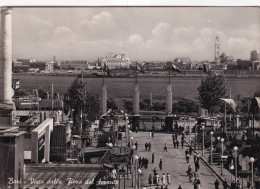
[54, 26, 76, 40]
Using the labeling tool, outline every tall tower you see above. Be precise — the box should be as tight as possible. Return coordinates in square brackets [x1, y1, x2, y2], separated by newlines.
[215, 36, 220, 64]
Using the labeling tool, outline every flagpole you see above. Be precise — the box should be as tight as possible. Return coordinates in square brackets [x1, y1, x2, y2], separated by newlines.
[168, 70, 171, 84]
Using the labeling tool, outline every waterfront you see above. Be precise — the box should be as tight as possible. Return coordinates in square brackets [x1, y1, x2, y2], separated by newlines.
[13, 74, 260, 100]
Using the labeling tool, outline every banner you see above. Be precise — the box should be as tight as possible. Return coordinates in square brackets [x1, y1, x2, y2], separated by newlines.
[255, 97, 260, 109]
[220, 98, 237, 113]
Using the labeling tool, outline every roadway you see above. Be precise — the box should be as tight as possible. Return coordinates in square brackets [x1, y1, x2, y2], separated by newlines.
[131, 132, 222, 189]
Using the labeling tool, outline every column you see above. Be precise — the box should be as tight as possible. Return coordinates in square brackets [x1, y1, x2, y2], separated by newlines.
[165, 84, 172, 114]
[101, 83, 107, 114]
[0, 8, 13, 104]
[133, 84, 140, 114]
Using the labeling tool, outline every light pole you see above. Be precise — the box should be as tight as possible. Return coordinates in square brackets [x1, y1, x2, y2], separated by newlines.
[220, 138, 224, 175]
[202, 126, 205, 156]
[210, 131, 214, 164]
[137, 169, 142, 189]
[250, 157, 254, 189]
[188, 117, 191, 144]
[132, 155, 138, 187]
[194, 121, 197, 150]
[233, 146, 238, 186]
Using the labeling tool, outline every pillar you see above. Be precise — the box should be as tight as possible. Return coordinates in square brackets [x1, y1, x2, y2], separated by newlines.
[133, 84, 140, 114]
[0, 8, 14, 126]
[101, 83, 107, 115]
[0, 8, 13, 104]
[165, 84, 172, 114]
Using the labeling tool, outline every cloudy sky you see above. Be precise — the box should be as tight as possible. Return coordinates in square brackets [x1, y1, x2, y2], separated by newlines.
[11, 7, 260, 61]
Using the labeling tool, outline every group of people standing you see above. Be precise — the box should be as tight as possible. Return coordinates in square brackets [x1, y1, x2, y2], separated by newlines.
[148, 168, 171, 189]
[138, 156, 149, 169]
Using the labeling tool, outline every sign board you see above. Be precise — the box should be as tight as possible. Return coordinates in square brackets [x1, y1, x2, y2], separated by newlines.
[110, 147, 131, 156]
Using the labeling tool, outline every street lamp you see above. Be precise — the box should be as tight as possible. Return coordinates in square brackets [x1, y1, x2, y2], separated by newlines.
[137, 169, 142, 189]
[132, 155, 138, 188]
[220, 138, 224, 175]
[188, 117, 191, 144]
[194, 121, 197, 150]
[250, 157, 254, 189]
[202, 126, 205, 156]
[210, 131, 214, 164]
[233, 146, 238, 185]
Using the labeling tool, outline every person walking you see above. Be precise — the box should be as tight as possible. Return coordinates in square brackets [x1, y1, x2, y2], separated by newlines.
[214, 179, 220, 189]
[153, 174, 157, 185]
[186, 153, 190, 163]
[194, 154, 197, 163]
[181, 139, 184, 148]
[156, 174, 160, 185]
[223, 178, 228, 189]
[152, 130, 154, 138]
[148, 174, 152, 186]
[145, 142, 148, 151]
[178, 185, 183, 189]
[139, 156, 142, 168]
[164, 143, 167, 152]
[161, 173, 166, 186]
[135, 141, 138, 150]
[152, 153, 155, 163]
[166, 173, 170, 185]
[159, 159, 162, 171]
[195, 160, 200, 171]
[196, 179, 201, 189]
[148, 142, 151, 151]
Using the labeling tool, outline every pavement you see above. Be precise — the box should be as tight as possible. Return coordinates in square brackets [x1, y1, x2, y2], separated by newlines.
[119, 131, 235, 189]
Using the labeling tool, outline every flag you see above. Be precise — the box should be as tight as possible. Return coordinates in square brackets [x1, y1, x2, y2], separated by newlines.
[136, 63, 145, 73]
[104, 63, 110, 76]
[220, 98, 237, 113]
[171, 64, 180, 72]
[255, 97, 260, 109]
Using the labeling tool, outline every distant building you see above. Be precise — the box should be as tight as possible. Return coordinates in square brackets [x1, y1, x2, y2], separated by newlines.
[237, 59, 252, 70]
[250, 50, 260, 70]
[30, 61, 54, 72]
[87, 61, 98, 69]
[250, 50, 259, 61]
[17, 58, 37, 66]
[60, 60, 89, 70]
[174, 57, 192, 64]
[101, 53, 131, 69]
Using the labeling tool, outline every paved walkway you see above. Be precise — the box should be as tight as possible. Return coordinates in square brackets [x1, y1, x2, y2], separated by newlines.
[120, 132, 227, 189]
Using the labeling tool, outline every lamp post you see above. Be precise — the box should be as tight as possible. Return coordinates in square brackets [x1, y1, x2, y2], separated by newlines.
[250, 157, 254, 189]
[220, 138, 224, 175]
[210, 131, 214, 164]
[137, 169, 142, 189]
[188, 117, 191, 144]
[132, 155, 138, 187]
[202, 126, 205, 156]
[194, 121, 197, 150]
[233, 146, 238, 186]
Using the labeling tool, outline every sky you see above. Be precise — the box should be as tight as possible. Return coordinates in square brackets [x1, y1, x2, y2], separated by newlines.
[10, 7, 260, 61]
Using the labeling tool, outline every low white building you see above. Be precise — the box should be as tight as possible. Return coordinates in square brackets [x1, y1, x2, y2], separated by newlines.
[101, 53, 131, 69]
